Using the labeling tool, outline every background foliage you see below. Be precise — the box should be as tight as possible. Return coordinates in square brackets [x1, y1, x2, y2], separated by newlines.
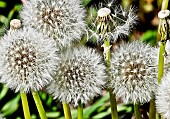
[0, 0, 168, 118]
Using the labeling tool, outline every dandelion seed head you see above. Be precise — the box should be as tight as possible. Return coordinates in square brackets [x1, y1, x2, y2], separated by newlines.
[156, 73, 170, 119]
[0, 27, 58, 93]
[20, 0, 86, 46]
[47, 47, 106, 106]
[109, 41, 158, 104]
[87, 4, 138, 43]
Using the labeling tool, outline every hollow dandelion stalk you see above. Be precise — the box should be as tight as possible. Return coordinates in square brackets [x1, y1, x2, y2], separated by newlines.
[20, 92, 30, 119]
[32, 91, 47, 119]
[62, 102, 72, 119]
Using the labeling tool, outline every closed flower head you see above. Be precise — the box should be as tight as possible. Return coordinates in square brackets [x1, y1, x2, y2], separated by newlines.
[47, 47, 106, 106]
[20, 0, 86, 46]
[110, 41, 158, 104]
[0, 27, 58, 93]
[87, 3, 138, 43]
[156, 72, 170, 119]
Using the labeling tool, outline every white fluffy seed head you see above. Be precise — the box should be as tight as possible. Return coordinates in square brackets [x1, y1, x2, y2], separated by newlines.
[47, 47, 106, 106]
[109, 41, 158, 104]
[87, 5, 138, 44]
[156, 73, 170, 119]
[0, 27, 58, 93]
[20, 0, 86, 46]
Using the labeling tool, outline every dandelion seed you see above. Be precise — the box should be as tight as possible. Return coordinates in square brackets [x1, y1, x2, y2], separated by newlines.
[156, 73, 170, 119]
[109, 41, 158, 104]
[0, 27, 58, 93]
[47, 47, 106, 106]
[20, 0, 86, 46]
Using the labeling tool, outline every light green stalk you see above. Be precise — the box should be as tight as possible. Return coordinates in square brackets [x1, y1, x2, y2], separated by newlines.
[32, 91, 47, 119]
[161, 0, 169, 9]
[134, 104, 142, 119]
[20, 92, 31, 119]
[103, 39, 118, 119]
[158, 41, 166, 83]
[62, 102, 72, 119]
[158, 0, 169, 83]
[77, 102, 83, 119]
[149, 0, 169, 118]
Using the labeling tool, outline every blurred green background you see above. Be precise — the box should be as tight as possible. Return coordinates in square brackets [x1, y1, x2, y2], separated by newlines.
[0, 0, 167, 118]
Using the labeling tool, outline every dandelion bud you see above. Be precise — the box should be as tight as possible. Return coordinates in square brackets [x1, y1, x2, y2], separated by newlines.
[10, 19, 22, 30]
[109, 41, 158, 104]
[47, 47, 106, 106]
[0, 27, 58, 93]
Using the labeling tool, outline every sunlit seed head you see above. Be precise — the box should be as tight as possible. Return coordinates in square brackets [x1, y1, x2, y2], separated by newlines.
[20, 0, 86, 46]
[0, 27, 58, 93]
[109, 41, 158, 104]
[47, 47, 106, 106]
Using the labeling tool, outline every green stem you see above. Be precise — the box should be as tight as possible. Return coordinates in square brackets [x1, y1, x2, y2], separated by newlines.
[158, 42, 166, 83]
[134, 104, 142, 119]
[104, 39, 111, 66]
[150, 0, 169, 118]
[62, 102, 72, 119]
[32, 91, 47, 119]
[109, 91, 118, 119]
[103, 39, 118, 119]
[157, 0, 169, 83]
[149, 99, 156, 119]
[161, 0, 169, 9]
[20, 92, 31, 119]
[77, 103, 83, 119]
